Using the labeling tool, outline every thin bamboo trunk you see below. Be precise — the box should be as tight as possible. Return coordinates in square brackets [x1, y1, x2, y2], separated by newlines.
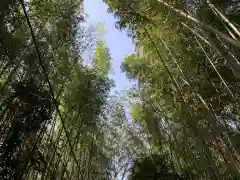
[206, 0, 240, 38]
[157, 0, 240, 49]
[195, 37, 234, 98]
[144, 26, 221, 179]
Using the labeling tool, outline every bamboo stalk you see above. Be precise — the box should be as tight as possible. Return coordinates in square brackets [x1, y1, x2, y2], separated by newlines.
[157, 34, 240, 174]
[182, 23, 235, 99]
[194, 37, 234, 98]
[157, 0, 240, 49]
[144, 26, 221, 179]
[206, 0, 240, 39]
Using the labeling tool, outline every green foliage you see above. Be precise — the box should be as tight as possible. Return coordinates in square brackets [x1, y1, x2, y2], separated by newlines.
[129, 154, 194, 180]
[93, 41, 112, 76]
[130, 103, 145, 126]
[0, 80, 52, 179]
[105, 0, 240, 179]
[1, 0, 240, 179]
[0, 0, 116, 179]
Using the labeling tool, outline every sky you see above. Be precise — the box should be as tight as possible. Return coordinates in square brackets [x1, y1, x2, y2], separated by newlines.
[83, 0, 135, 92]
[83, 2, 134, 179]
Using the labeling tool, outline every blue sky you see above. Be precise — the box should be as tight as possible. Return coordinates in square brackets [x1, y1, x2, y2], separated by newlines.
[83, 2, 134, 179]
[83, 0, 135, 91]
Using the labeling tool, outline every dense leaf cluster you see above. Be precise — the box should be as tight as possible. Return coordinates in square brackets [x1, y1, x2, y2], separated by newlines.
[104, 0, 240, 179]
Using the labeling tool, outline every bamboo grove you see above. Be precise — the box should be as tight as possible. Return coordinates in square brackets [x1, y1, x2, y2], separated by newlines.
[1, 0, 240, 179]
[106, 0, 240, 179]
[104, 0, 240, 179]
